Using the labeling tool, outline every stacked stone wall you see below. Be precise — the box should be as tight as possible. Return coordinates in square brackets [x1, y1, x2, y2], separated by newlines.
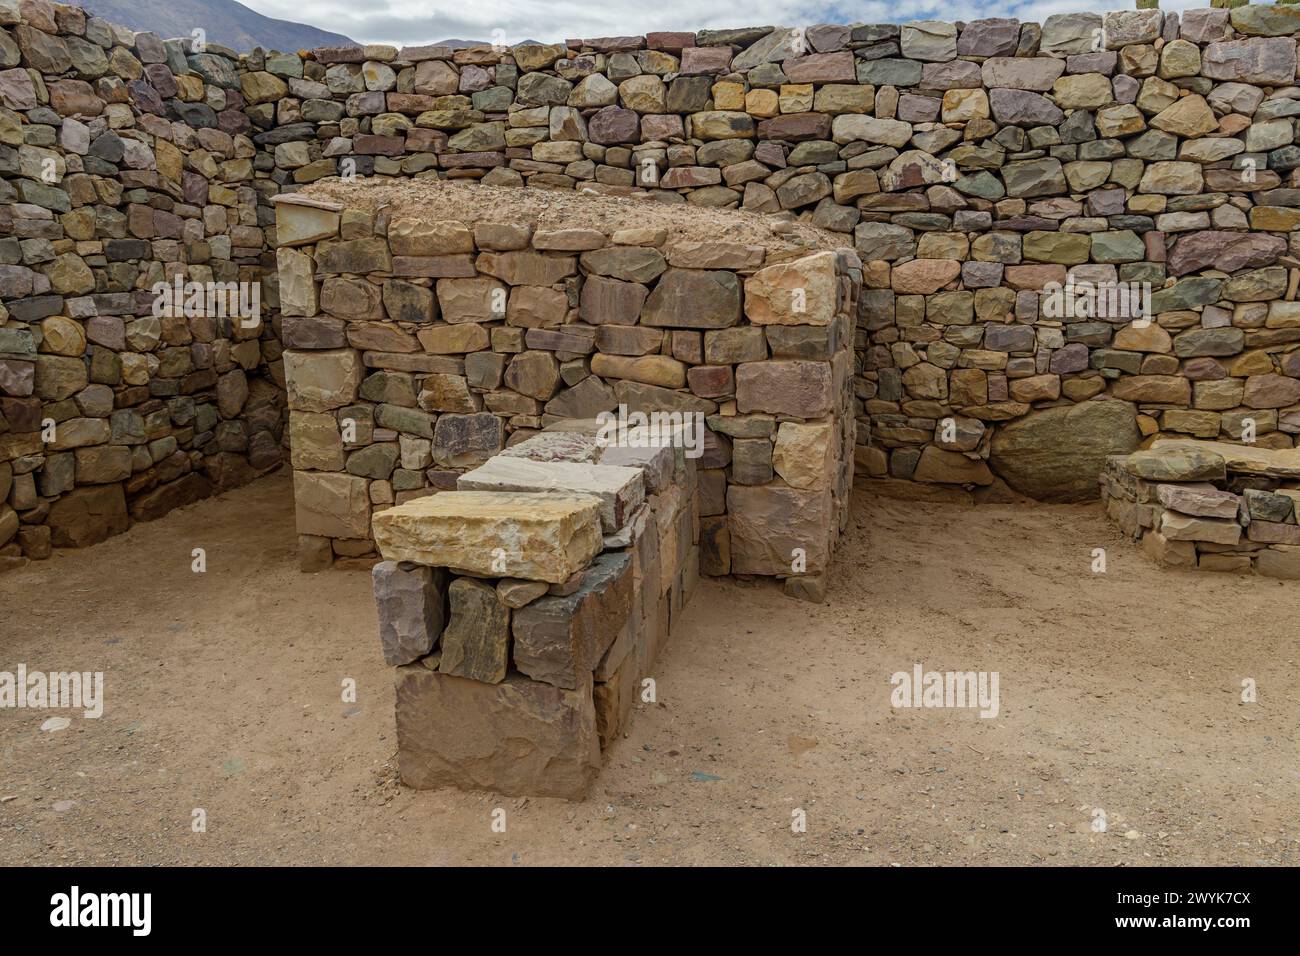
[10, 3, 1300, 572]
[0, 0, 284, 570]
[275, 181, 859, 590]
[371, 430, 701, 798]
[1100, 437, 1300, 575]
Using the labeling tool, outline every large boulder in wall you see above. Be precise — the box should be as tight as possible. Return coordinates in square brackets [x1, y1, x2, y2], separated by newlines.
[988, 400, 1140, 502]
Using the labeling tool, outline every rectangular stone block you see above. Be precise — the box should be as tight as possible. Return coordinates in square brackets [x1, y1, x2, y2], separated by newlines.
[511, 552, 633, 689]
[372, 490, 603, 583]
[373, 561, 448, 665]
[458, 455, 645, 532]
[1159, 510, 1242, 546]
[726, 484, 832, 575]
[597, 441, 675, 494]
[439, 577, 511, 683]
[1258, 546, 1300, 580]
[395, 665, 600, 799]
[1155, 483, 1240, 519]
[294, 471, 372, 539]
[273, 194, 342, 247]
[1246, 520, 1300, 546]
[735, 360, 834, 418]
[284, 348, 363, 411]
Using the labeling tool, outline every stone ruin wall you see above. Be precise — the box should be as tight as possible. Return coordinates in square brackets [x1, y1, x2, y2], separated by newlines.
[0, 0, 285, 571]
[9, 2, 1300, 571]
[371, 434, 705, 798]
[275, 181, 859, 588]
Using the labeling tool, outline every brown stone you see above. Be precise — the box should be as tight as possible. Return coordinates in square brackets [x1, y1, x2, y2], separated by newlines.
[395, 665, 600, 799]
[47, 484, 129, 548]
[735, 361, 833, 417]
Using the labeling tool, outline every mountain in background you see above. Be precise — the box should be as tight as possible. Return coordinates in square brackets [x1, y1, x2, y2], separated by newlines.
[73, 0, 355, 52]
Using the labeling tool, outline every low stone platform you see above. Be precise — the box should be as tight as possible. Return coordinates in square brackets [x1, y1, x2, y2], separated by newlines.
[370, 428, 700, 799]
[1101, 439, 1300, 578]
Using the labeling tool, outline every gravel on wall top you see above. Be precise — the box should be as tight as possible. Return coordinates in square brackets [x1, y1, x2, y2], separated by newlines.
[301, 178, 847, 254]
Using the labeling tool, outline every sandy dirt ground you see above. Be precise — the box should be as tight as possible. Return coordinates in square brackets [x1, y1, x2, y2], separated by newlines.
[1, 469, 1297, 866]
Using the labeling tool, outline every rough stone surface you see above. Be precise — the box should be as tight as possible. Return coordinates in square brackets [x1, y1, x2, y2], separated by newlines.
[373, 561, 448, 665]
[372, 491, 604, 583]
[989, 401, 1140, 502]
[395, 665, 600, 799]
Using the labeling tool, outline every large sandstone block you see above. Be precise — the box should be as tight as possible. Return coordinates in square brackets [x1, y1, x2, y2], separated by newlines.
[372, 490, 603, 583]
[772, 421, 833, 489]
[432, 412, 503, 467]
[1258, 546, 1300, 580]
[284, 349, 363, 411]
[744, 251, 839, 326]
[439, 577, 511, 683]
[294, 471, 372, 538]
[1152, 440, 1300, 479]
[726, 484, 832, 576]
[512, 552, 633, 689]
[274, 196, 341, 246]
[457, 456, 644, 531]
[1160, 512, 1242, 546]
[373, 561, 447, 665]
[640, 269, 742, 329]
[277, 247, 317, 317]
[395, 665, 600, 799]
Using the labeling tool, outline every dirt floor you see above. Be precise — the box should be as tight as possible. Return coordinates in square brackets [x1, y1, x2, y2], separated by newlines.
[1, 469, 1297, 866]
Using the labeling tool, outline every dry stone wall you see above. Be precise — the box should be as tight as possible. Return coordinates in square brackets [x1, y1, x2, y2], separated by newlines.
[1100, 437, 1300, 576]
[254, 7, 1300, 506]
[371, 428, 702, 799]
[274, 181, 859, 594]
[11, 2, 1300, 574]
[0, 0, 284, 571]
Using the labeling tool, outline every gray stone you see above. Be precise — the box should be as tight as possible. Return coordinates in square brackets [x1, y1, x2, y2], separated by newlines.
[373, 561, 448, 665]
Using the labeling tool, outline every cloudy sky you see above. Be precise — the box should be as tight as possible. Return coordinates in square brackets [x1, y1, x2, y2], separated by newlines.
[242, 0, 1212, 47]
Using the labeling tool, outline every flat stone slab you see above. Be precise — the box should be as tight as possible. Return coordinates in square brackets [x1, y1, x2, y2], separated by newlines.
[1160, 511, 1242, 546]
[501, 431, 602, 463]
[372, 490, 603, 584]
[1126, 445, 1226, 483]
[395, 665, 600, 799]
[1156, 484, 1240, 520]
[597, 440, 677, 494]
[1152, 439, 1300, 479]
[458, 456, 645, 532]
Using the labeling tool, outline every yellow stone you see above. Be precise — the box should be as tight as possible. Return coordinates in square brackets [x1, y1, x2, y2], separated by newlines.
[40, 316, 86, 356]
[372, 491, 604, 583]
[745, 88, 779, 118]
[1251, 206, 1300, 231]
[941, 89, 989, 123]
[778, 83, 813, 113]
[773, 422, 833, 489]
[1151, 439, 1300, 478]
[743, 250, 839, 326]
[711, 81, 745, 110]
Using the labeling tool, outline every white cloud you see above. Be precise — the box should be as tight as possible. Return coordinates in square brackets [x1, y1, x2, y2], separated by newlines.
[239, 0, 1207, 48]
